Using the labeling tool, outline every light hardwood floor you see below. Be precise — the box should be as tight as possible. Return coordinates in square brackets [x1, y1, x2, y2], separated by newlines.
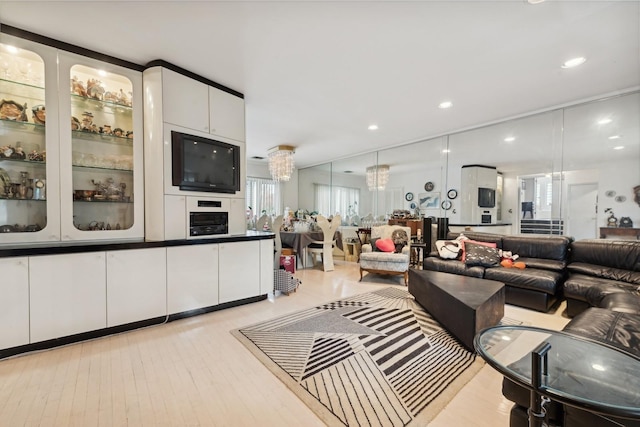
[0, 261, 569, 427]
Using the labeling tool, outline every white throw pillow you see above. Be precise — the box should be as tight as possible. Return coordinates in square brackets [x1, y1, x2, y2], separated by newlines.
[436, 240, 462, 259]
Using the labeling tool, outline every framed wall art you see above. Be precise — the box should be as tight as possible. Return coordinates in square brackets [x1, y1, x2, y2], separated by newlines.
[418, 192, 440, 209]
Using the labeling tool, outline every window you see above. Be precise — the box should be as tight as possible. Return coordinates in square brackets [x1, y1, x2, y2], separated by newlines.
[246, 177, 281, 223]
[315, 184, 360, 218]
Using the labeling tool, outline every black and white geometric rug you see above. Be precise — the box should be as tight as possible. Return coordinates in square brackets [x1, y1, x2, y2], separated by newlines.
[232, 287, 494, 426]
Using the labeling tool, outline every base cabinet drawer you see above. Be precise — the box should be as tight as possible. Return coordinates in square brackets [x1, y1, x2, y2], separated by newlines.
[107, 248, 167, 327]
[29, 253, 107, 343]
[0, 257, 29, 349]
[167, 244, 219, 314]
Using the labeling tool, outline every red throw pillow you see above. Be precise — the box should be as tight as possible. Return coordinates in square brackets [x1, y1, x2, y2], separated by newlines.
[375, 238, 395, 252]
[461, 240, 497, 262]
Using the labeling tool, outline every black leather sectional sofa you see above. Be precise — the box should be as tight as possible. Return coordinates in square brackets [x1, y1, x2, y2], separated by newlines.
[423, 231, 572, 312]
[422, 233, 640, 427]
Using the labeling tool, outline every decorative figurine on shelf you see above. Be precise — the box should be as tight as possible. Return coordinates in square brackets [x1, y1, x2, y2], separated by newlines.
[31, 104, 46, 125]
[116, 89, 131, 107]
[86, 78, 105, 101]
[103, 91, 118, 104]
[635, 185, 640, 208]
[126, 131, 133, 139]
[70, 75, 87, 97]
[101, 124, 113, 135]
[12, 147, 25, 160]
[81, 111, 99, 133]
[0, 99, 28, 121]
[619, 217, 633, 228]
[113, 128, 124, 137]
[605, 208, 618, 227]
[71, 116, 81, 131]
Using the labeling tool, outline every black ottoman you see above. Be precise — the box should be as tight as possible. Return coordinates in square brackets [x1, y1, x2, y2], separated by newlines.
[409, 269, 505, 351]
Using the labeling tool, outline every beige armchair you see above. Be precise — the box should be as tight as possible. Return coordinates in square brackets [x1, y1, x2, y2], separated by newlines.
[359, 224, 411, 285]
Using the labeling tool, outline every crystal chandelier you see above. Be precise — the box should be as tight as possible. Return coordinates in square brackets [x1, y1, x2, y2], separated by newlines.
[366, 164, 390, 191]
[268, 145, 296, 182]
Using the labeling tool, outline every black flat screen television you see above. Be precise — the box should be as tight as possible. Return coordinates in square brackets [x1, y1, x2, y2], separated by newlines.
[171, 131, 240, 194]
[478, 187, 496, 208]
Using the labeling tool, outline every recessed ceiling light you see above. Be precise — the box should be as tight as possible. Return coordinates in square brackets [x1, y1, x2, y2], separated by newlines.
[504, 136, 516, 142]
[613, 146, 625, 150]
[527, 0, 545, 4]
[598, 118, 612, 125]
[368, 124, 378, 131]
[592, 364, 605, 372]
[561, 57, 586, 69]
[5, 45, 19, 54]
[442, 149, 450, 153]
[608, 135, 621, 140]
[438, 101, 453, 109]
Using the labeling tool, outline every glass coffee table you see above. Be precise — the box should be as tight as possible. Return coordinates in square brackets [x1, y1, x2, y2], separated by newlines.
[475, 326, 640, 427]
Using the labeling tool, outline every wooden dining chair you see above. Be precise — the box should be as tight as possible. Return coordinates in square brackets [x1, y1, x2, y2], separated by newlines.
[307, 215, 341, 272]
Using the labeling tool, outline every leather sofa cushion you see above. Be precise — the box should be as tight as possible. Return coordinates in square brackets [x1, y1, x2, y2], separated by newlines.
[564, 273, 640, 303]
[516, 257, 566, 272]
[446, 231, 503, 248]
[484, 267, 563, 294]
[563, 307, 640, 358]
[568, 262, 640, 285]
[502, 235, 571, 262]
[570, 239, 640, 272]
[600, 293, 640, 315]
[422, 257, 484, 278]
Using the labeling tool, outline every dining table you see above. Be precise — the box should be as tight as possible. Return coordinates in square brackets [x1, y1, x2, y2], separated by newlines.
[279, 230, 343, 268]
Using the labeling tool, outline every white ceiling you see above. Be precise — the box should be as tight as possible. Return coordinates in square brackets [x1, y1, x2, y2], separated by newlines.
[1, 1, 639, 169]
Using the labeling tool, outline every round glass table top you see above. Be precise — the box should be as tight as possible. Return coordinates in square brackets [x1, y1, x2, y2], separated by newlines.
[475, 325, 640, 420]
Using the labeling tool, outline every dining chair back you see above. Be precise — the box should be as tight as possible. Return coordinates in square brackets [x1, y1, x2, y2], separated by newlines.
[307, 215, 341, 271]
[256, 214, 272, 231]
[272, 215, 284, 269]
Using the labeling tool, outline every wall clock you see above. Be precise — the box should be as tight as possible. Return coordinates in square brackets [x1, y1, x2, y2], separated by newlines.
[405, 192, 414, 201]
[441, 200, 452, 210]
[447, 189, 458, 199]
[424, 181, 435, 192]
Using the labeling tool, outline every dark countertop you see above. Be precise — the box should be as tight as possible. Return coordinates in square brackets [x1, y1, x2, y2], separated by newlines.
[0, 231, 275, 258]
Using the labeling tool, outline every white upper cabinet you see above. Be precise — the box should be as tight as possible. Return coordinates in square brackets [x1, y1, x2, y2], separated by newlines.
[209, 86, 245, 142]
[161, 68, 209, 133]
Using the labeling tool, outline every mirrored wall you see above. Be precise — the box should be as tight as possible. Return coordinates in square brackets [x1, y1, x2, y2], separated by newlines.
[298, 91, 640, 238]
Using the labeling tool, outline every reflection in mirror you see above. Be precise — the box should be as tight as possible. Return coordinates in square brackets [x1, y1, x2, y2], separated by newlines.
[562, 92, 640, 240]
[330, 152, 378, 225]
[377, 137, 446, 220]
[298, 162, 332, 217]
[446, 110, 563, 235]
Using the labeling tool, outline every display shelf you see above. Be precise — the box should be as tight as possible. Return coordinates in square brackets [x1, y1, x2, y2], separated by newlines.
[0, 117, 46, 132]
[70, 93, 132, 110]
[0, 196, 46, 202]
[0, 156, 45, 166]
[0, 77, 45, 97]
[71, 164, 132, 173]
[71, 130, 132, 145]
[73, 199, 133, 204]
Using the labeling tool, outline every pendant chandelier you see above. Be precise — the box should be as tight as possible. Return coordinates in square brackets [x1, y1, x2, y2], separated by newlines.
[366, 164, 390, 191]
[268, 145, 296, 182]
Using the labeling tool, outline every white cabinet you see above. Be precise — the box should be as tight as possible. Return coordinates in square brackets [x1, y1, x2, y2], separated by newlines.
[209, 86, 245, 142]
[260, 239, 274, 295]
[106, 248, 167, 327]
[219, 241, 260, 303]
[167, 244, 219, 314]
[0, 257, 29, 348]
[29, 252, 106, 342]
[229, 197, 246, 235]
[161, 68, 209, 133]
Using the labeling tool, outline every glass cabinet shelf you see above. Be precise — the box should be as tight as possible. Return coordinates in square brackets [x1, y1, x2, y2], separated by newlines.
[70, 93, 132, 110]
[72, 164, 132, 173]
[73, 199, 133, 204]
[0, 196, 46, 201]
[71, 130, 132, 145]
[0, 117, 45, 132]
[0, 157, 45, 166]
[0, 77, 45, 97]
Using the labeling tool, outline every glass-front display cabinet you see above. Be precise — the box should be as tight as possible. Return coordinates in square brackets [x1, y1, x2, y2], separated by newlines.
[0, 38, 61, 245]
[0, 32, 143, 245]
[58, 54, 143, 241]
